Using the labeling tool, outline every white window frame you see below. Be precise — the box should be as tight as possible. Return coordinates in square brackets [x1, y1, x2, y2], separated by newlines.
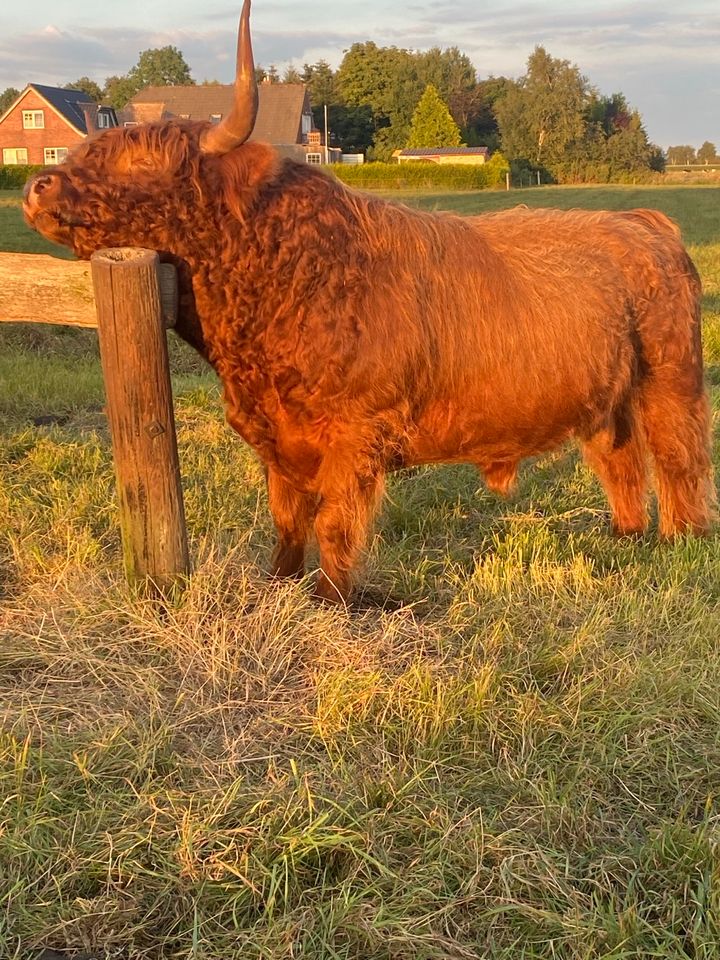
[306, 152, 322, 165]
[210, 113, 222, 123]
[44, 147, 69, 165]
[2, 147, 29, 164]
[301, 113, 312, 136]
[97, 112, 111, 129]
[22, 110, 45, 129]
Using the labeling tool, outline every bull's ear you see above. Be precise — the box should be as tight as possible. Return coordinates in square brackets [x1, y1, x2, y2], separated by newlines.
[218, 142, 279, 221]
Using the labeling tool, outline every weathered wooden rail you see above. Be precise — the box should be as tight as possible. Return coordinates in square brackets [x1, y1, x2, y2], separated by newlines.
[0, 249, 189, 595]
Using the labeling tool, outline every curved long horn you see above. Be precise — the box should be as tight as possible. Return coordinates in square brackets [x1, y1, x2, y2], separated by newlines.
[200, 0, 258, 154]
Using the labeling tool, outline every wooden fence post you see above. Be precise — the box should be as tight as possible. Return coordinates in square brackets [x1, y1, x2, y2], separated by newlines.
[91, 247, 189, 594]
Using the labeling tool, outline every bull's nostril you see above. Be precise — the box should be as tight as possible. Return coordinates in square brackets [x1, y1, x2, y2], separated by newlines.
[32, 175, 54, 194]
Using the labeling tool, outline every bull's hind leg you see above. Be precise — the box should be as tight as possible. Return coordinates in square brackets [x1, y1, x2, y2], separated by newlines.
[640, 380, 715, 537]
[267, 467, 317, 580]
[581, 414, 649, 536]
[313, 456, 385, 604]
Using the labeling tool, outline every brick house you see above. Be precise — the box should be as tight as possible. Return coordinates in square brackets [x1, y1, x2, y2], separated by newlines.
[123, 82, 340, 163]
[0, 84, 117, 165]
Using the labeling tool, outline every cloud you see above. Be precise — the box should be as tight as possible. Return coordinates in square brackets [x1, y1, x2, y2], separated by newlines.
[0, 26, 128, 87]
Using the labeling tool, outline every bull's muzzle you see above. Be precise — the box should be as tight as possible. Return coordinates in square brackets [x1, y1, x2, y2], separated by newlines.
[23, 173, 60, 209]
[23, 172, 63, 215]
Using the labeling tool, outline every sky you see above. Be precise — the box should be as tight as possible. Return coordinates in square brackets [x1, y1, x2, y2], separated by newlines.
[1, 0, 718, 149]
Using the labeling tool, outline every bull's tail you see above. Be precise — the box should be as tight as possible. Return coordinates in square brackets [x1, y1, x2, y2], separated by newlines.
[636, 259, 716, 536]
[640, 376, 716, 537]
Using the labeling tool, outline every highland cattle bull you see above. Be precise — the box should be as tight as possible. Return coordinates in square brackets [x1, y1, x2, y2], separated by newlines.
[23, 1, 715, 602]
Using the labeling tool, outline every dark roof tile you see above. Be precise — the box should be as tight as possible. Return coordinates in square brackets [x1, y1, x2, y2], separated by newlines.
[124, 83, 310, 145]
[398, 147, 489, 157]
[30, 83, 96, 133]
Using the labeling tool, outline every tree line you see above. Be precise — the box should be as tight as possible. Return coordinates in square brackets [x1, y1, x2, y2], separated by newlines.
[667, 143, 718, 165]
[1, 40, 715, 182]
[267, 45, 667, 182]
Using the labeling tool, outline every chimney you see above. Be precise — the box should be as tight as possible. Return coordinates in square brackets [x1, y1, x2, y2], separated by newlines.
[80, 103, 98, 134]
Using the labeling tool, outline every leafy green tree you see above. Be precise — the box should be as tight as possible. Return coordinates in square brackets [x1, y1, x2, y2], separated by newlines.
[461, 76, 511, 151]
[417, 47, 504, 147]
[0, 87, 20, 117]
[592, 92, 632, 136]
[486, 150, 510, 180]
[338, 42, 411, 117]
[283, 64, 303, 84]
[666, 145, 697, 165]
[103, 74, 139, 110]
[585, 94, 660, 175]
[103, 46, 194, 109]
[495, 47, 588, 166]
[322, 104, 374, 154]
[407, 84, 462, 147]
[417, 47, 475, 117]
[302, 60, 338, 108]
[65, 77, 103, 101]
[697, 141, 717, 164]
[337, 42, 426, 159]
[494, 48, 659, 181]
[294, 59, 376, 154]
[648, 144, 666, 173]
[335, 42, 506, 159]
[131, 46, 194, 89]
[605, 113, 654, 170]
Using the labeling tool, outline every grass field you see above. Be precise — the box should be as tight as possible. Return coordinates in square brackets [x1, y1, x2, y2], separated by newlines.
[1, 184, 720, 959]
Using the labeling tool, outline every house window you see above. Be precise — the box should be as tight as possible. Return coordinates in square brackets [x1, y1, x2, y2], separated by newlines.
[302, 113, 312, 136]
[97, 112, 111, 129]
[2, 147, 28, 164]
[124, 121, 138, 127]
[306, 152, 322, 164]
[210, 113, 222, 123]
[44, 147, 69, 164]
[22, 110, 44, 129]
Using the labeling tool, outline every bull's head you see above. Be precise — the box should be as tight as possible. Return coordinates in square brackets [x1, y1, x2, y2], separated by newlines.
[23, 0, 260, 259]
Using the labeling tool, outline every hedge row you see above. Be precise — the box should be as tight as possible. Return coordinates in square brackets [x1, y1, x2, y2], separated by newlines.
[0, 165, 44, 189]
[330, 160, 508, 191]
[3, 160, 508, 194]
[550, 162, 662, 185]
[0, 160, 674, 192]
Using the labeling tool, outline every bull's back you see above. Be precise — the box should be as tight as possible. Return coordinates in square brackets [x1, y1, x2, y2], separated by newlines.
[402, 206, 682, 463]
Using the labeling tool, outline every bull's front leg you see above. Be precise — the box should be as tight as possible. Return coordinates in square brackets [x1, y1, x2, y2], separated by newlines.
[266, 466, 317, 580]
[313, 456, 385, 604]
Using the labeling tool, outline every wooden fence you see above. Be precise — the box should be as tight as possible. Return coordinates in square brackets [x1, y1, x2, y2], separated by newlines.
[0, 249, 189, 595]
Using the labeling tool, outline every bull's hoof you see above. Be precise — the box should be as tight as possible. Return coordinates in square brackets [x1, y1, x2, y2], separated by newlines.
[312, 572, 351, 606]
[611, 524, 646, 540]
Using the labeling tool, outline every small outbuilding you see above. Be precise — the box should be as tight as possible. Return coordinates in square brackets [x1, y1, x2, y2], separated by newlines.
[394, 147, 489, 165]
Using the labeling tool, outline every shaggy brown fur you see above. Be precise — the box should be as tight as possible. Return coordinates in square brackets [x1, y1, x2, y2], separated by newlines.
[23, 123, 715, 601]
